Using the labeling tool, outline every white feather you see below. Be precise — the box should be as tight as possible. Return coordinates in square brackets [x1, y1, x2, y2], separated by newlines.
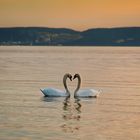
[40, 88, 68, 97]
[75, 89, 100, 98]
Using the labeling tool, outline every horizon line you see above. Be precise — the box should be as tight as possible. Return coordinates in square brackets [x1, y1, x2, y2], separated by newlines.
[0, 26, 140, 32]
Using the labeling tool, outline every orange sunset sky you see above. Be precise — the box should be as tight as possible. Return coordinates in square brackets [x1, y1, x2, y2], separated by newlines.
[0, 0, 140, 31]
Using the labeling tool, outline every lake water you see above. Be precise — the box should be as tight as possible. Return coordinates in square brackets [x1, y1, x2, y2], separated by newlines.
[0, 46, 140, 140]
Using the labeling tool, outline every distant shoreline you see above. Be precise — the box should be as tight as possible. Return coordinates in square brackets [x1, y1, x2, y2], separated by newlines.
[0, 27, 140, 46]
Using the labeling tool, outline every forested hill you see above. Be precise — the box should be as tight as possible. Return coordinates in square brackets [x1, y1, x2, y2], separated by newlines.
[0, 27, 140, 46]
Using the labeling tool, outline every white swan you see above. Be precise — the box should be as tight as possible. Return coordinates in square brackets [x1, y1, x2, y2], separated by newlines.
[73, 74, 100, 98]
[40, 73, 72, 97]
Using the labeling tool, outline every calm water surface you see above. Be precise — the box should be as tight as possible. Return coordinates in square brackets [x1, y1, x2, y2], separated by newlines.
[0, 46, 140, 140]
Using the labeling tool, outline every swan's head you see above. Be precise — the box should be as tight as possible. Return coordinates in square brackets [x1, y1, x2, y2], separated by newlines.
[67, 73, 72, 81]
[73, 73, 80, 80]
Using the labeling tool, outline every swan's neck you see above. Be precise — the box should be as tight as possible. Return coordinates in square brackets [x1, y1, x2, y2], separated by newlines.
[63, 75, 70, 96]
[74, 75, 81, 97]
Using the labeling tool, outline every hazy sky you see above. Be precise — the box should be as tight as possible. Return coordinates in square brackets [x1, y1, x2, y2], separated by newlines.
[0, 0, 140, 30]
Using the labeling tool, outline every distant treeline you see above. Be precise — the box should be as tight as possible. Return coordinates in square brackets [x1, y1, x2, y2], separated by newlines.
[0, 27, 140, 46]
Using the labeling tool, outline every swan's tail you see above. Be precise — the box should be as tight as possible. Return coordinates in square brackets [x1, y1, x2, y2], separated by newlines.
[96, 89, 102, 97]
[40, 89, 45, 95]
[40, 89, 47, 97]
[98, 89, 102, 93]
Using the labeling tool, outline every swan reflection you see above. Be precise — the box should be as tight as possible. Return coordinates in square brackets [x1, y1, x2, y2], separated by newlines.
[61, 97, 82, 133]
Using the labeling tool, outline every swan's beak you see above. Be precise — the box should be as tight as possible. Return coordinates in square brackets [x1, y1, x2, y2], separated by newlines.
[73, 75, 76, 80]
[69, 76, 72, 81]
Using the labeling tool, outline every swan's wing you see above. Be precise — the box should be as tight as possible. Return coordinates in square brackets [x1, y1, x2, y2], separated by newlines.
[40, 88, 67, 97]
[77, 89, 100, 98]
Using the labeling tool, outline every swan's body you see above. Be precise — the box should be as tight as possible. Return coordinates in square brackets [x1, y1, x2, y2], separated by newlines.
[40, 88, 68, 97]
[74, 89, 100, 98]
[73, 74, 100, 98]
[40, 73, 72, 97]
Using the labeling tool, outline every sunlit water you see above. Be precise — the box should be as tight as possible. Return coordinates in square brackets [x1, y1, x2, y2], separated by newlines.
[0, 46, 140, 140]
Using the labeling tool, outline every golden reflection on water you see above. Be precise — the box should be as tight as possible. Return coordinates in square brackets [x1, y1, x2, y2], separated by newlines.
[61, 97, 81, 133]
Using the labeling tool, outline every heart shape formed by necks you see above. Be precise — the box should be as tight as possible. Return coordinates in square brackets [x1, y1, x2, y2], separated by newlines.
[63, 73, 81, 96]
